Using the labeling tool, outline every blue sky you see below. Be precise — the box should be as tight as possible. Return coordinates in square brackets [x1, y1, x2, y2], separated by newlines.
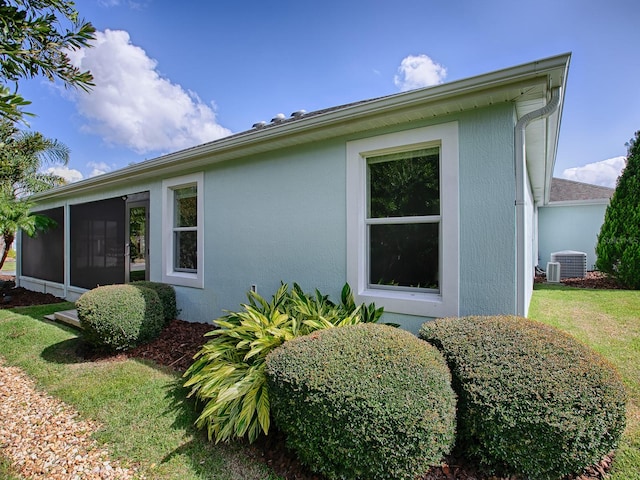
[17, 0, 640, 187]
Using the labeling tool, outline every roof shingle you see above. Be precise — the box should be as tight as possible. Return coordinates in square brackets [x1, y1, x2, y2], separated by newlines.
[550, 177, 614, 202]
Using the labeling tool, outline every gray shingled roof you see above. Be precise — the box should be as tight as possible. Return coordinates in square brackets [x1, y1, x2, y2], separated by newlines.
[550, 177, 614, 202]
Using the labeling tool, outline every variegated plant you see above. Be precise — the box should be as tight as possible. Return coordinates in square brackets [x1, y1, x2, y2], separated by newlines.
[183, 282, 383, 443]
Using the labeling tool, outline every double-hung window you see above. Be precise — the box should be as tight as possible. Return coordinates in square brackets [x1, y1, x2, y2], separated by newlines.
[173, 186, 198, 272]
[367, 147, 440, 291]
[347, 123, 459, 317]
[162, 172, 204, 288]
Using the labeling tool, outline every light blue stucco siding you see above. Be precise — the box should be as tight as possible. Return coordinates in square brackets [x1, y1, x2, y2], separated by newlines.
[457, 104, 517, 317]
[523, 174, 535, 315]
[171, 104, 518, 329]
[22, 103, 519, 331]
[196, 143, 347, 323]
[538, 202, 608, 271]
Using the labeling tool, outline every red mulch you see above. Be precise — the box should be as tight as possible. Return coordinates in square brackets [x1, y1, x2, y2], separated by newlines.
[1, 274, 621, 480]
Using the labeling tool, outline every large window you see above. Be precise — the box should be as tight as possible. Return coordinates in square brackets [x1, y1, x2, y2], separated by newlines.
[368, 148, 440, 291]
[346, 123, 459, 317]
[162, 173, 204, 288]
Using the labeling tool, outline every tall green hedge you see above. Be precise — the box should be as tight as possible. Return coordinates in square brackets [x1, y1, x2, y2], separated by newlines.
[266, 323, 456, 480]
[419, 315, 627, 479]
[596, 130, 640, 288]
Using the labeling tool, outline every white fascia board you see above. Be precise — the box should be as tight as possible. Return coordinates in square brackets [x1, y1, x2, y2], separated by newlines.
[32, 53, 571, 203]
[543, 198, 611, 207]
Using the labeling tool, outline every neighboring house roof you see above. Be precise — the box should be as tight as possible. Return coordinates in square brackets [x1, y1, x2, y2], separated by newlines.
[549, 177, 614, 203]
[31, 53, 570, 204]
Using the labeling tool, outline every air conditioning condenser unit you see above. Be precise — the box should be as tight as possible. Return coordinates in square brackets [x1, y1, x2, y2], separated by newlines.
[551, 250, 587, 279]
[546, 262, 561, 283]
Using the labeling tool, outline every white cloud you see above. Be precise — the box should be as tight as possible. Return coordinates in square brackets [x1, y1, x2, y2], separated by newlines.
[67, 30, 232, 154]
[87, 161, 111, 177]
[394, 54, 447, 91]
[561, 156, 626, 188]
[45, 166, 84, 183]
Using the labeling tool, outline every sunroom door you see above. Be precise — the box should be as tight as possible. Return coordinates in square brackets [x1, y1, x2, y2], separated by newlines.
[125, 195, 150, 283]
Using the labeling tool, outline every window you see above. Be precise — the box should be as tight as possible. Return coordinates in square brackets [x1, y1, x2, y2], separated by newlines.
[173, 186, 198, 272]
[346, 123, 459, 317]
[162, 173, 204, 288]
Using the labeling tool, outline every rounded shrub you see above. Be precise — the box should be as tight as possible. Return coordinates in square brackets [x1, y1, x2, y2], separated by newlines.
[266, 323, 456, 480]
[419, 315, 627, 479]
[76, 284, 164, 351]
[131, 281, 177, 324]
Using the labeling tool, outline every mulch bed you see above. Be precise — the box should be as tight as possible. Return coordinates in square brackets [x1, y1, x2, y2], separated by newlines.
[534, 270, 625, 289]
[0, 276, 66, 308]
[0, 274, 622, 480]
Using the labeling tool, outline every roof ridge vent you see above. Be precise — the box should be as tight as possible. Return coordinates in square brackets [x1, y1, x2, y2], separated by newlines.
[252, 121, 267, 129]
[271, 113, 286, 123]
[291, 109, 307, 118]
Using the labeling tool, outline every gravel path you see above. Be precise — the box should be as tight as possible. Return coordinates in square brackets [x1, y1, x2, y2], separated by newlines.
[0, 358, 138, 479]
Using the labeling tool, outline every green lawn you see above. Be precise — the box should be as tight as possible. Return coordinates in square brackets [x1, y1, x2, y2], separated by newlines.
[529, 284, 640, 480]
[0, 303, 279, 480]
[0, 288, 638, 479]
[0, 456, 21, 480]
[0, 258, 15, 272]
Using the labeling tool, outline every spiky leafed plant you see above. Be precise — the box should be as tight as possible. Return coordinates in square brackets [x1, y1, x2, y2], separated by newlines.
[596, 130, 640, 288]
[183, 283, 384, 443]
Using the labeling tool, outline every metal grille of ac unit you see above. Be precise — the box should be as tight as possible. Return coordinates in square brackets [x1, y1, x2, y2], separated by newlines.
[546, 262, 561, 283]
[550, 250, 587, 279]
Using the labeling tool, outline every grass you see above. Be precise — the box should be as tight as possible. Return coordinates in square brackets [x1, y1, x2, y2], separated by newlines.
[0, 288, 638, 479]
[0, 258, 15, 272]
[0, 456, 21, 480]
[529, 284, 640, 480]
[0, 303, 279, 480]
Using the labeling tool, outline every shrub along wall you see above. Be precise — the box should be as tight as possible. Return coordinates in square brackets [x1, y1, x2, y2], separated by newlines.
[76, 284, 164, 351]
[131, 281, 177, 324]
[266, 323, 456, 480]
[183, 283, 384, 444]
[419, 315, 627, 480]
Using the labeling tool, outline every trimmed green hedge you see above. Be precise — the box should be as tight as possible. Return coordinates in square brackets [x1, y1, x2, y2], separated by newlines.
[266, 323, 456, 480]
[419, 315, 627, 479]
[76, 284, 164, 351]
[131, 281, 177, 324]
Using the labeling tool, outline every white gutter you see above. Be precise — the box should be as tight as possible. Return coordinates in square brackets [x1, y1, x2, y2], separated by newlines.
[514, 87, 562, 315]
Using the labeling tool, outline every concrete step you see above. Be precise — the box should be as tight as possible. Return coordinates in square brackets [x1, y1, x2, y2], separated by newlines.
[51, 309, 82, 329]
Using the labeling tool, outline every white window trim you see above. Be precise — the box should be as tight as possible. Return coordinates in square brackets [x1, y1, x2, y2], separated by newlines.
[162, 172, 204, 288]
[346, 122, 459, 317]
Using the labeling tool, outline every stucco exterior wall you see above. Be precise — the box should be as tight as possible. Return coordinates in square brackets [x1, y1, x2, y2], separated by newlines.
[21, 104, 518, 331]
[523, 176, 535, 315]
[538, 202, 609, 271]
[175, 142, 349, 323]
[457, 104, 516, 317]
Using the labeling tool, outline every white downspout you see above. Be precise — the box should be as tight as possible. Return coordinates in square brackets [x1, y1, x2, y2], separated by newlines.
[514, 86, 561, 316]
